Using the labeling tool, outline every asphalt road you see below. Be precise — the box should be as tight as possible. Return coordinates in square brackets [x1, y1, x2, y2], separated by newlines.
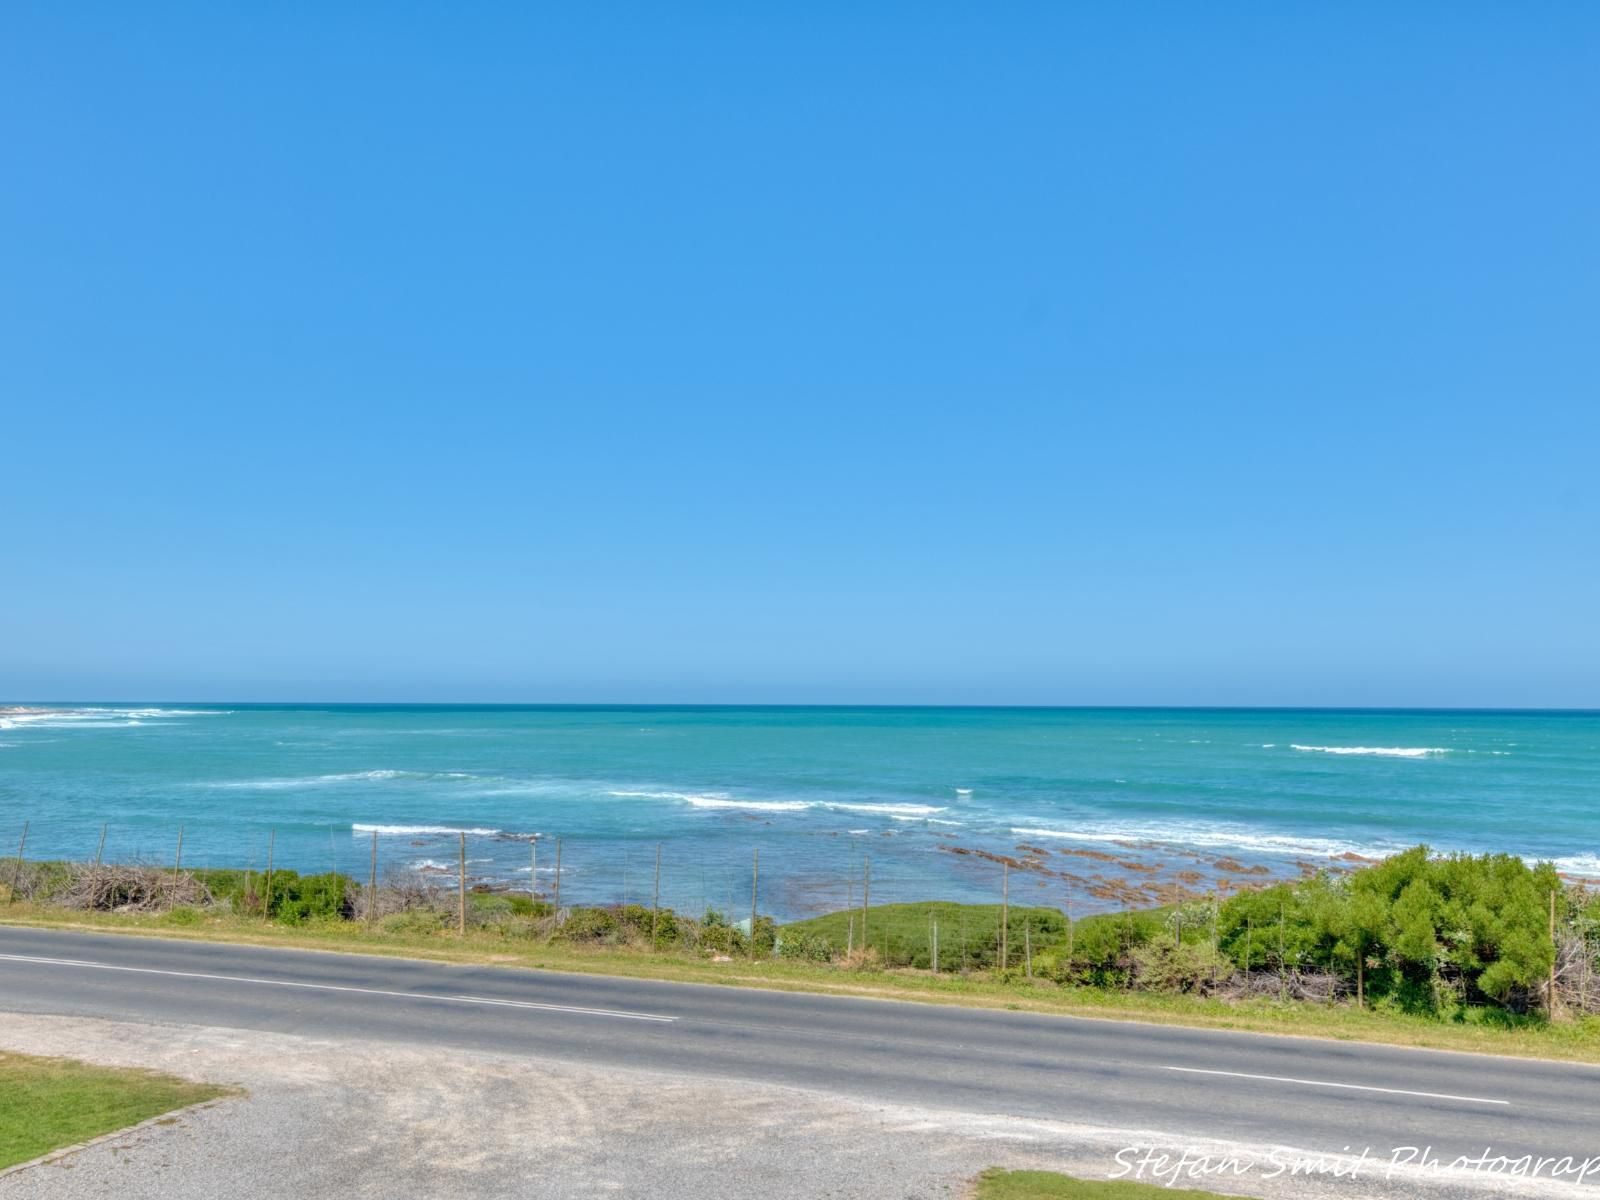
[3, 926, 1599, 1173]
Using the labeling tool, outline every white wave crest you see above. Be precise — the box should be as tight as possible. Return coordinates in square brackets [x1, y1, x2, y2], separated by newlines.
[0, 706, 226, 730]
[1552, 854, 1600, 877]
[214, 770, 478, 790]
[611, 790, 947, 818]
[686, 796, 812, 812]
[1290, 745, 1450, 758]
[827, 802, 946, 816]
[354, 823, 503, 836]
[1010, 824, 1398, 861]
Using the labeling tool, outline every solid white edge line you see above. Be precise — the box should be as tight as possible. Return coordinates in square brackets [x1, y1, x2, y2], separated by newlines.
[1162, 1065, 1508, 1106]
[0, 952, 676, 1023]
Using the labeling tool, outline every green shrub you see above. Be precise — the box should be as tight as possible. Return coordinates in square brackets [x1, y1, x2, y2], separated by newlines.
[1213, 849, 1561, 1012]
[1128, 936, 1233, 994]
[697, 909, 744, 955]
[778, 930, 834, 963]
[556, 907, 618, 942]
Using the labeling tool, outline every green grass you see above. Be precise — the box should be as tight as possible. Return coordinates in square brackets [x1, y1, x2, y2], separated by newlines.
[973, 1168, 1237, 1198]
[7, 901, 1600, 1064]
[0, 1051, 232, 1170]
[783, 901, 1067, 969]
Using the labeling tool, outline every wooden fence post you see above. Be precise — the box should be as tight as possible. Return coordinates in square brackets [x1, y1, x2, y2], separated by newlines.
[749, 848, 761, 959]
[172, 825, 184, 888]
[860, 855, 870, 948]
[846, 861, 855, 952]
[1356, 934, 1364, 1009]
[530, 837, 538, 904]
[1550, 888, 1560, 1017]
[94, 823, 108, 869]
[457, 831, 467, 937]
[6, 821, 26, 901]
[367, 830, 378, 926]
[1000, 862, 1009, 971]
[652, 843, 662, 947]
[554, 837, 562, 910]
[264, 829, 275, 918]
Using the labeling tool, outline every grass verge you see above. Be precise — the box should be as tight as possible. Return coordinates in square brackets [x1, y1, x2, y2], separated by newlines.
[5, 903, 1600, 1064]
[973, 1169, 1237, 1198]
[0, 1050, 232, 1170]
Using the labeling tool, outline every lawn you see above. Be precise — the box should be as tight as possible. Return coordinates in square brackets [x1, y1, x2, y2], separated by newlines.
[0, 1051, 232, 1170]
[973, 1168, 1236, 1198]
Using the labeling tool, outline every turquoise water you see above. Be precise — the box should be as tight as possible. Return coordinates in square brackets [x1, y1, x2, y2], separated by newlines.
[2, 705, 1597, 919]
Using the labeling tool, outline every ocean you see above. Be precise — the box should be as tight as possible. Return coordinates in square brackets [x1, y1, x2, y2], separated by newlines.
[2, 704, 1597, 920]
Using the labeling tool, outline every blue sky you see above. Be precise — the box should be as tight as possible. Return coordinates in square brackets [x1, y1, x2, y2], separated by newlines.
[3, 5, 1596, 706]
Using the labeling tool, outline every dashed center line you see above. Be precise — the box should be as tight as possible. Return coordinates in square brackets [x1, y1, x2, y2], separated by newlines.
[1162, 1065, 1509, 1106]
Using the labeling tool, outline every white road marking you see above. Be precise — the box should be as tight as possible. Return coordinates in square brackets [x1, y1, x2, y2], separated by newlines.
[1162, 1065, 1509, 1106]
[0, 952, 676, 1023]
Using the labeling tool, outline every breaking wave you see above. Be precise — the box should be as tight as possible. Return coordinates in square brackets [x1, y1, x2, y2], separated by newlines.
[354, 823, 505, 837]
[0, 706, 227, 730]
[213, 770, 478, 790]
[607, 790, 946, 817]
[1011, 823, 1400, 861]
[1290, 745, 1451, 758]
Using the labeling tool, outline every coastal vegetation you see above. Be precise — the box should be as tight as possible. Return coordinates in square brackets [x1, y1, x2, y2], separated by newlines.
[0, 1051, 230, 1170]
[6, 846, 1600, 1061]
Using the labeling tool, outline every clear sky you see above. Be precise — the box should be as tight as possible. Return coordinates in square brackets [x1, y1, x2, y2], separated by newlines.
[3, 5, 1596, 706]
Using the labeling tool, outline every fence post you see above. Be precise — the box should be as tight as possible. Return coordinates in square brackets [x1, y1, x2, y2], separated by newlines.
[652, 843, 661, 947]
[264, 829, 275, 918]
[749, 848, 759, 959]
[860, 855, 870, 949]
[94, 823, 108, 869]
[554, 837, 562, 911]
[1356, 934, 1364, 1009]
[172, 825, 184, 889]
[457, 831, 467, 937]
[530, 837, 538, 904]
[1245, 916, 1252, 988]
[1065, 894, 1074, 973]
[367, 830, 378, 927]
[1000, 862, 1009, 971]
[931, 916, 939, 975]
[6, 821, 26, 902]
[1278, 901, 1287, 1002]
[1550, 888, 1560, 1017]
[845, 860, 855, 953]
[1025, 916, 1032, 978]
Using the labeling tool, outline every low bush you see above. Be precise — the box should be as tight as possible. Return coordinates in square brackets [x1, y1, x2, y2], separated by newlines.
[778, 930, 834, 963]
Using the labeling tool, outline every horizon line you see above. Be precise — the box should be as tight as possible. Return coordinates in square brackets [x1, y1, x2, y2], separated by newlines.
[8, 699, 1600, 715]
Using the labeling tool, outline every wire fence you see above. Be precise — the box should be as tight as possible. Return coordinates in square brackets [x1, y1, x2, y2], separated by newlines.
[0, 816, 1082, 971]
[9, 817, 1600, 1010]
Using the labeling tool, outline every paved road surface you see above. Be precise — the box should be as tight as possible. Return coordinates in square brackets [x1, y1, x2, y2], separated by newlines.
[3, 926, 1598, 1173]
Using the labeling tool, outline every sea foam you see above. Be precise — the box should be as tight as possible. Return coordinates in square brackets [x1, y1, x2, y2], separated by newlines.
[354, 823, 504, 836]
[1011, 824, 1400, 861]
[1290, 744, 1451, 758]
